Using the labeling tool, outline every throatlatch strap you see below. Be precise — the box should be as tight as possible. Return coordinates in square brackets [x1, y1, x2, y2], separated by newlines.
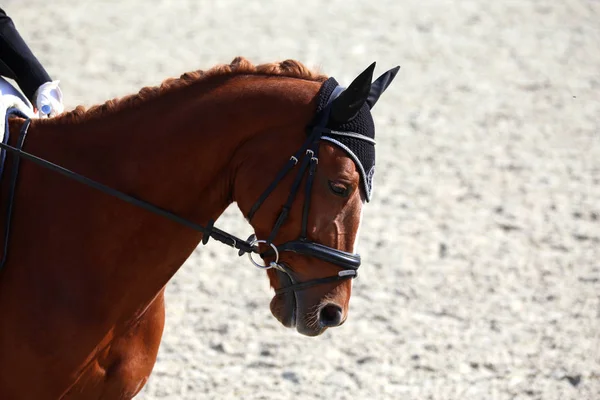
[246, 155, 299, 221]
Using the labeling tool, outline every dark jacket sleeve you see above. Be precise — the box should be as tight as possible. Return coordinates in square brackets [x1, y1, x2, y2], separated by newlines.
[0, 7, 51, 103]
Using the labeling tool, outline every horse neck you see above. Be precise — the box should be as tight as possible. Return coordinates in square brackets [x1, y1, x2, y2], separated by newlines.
[26, 79, 250, 217]
[10, 74, 319, 324]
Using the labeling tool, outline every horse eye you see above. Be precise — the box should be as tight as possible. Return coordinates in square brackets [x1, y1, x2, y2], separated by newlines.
[328, 180, 350, 197]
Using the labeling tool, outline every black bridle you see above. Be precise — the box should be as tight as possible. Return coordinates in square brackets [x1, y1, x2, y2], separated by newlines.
[0, 104, 361, 294]
[243, 98, 361, 294]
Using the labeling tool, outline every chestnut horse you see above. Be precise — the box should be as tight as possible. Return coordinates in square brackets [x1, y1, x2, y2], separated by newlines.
[0, 57, 398, 399]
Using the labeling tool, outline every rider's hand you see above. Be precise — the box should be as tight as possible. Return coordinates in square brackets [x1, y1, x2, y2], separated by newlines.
[34, 80, 64, 117]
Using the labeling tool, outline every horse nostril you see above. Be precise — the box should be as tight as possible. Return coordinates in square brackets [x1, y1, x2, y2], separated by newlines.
[319, 304, 343, 327]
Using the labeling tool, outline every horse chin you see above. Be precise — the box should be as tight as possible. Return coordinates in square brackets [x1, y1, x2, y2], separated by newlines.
[295, 321, 327, 337]
[269, 293, 296, 328]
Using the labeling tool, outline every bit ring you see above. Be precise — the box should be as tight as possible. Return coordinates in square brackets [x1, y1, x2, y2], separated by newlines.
[248, 238, 280, 270]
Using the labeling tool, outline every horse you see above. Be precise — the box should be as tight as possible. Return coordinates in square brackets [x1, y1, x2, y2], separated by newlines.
[0, 57, 398, 399]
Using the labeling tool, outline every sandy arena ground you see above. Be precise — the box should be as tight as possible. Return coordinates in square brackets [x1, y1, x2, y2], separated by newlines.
[5, 1, 599, 399]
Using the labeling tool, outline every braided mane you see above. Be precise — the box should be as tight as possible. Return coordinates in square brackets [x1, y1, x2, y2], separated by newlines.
[49, 57, 328, 124]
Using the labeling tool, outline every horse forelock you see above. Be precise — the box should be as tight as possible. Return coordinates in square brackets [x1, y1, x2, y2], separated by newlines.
[42, 57, 329, 125]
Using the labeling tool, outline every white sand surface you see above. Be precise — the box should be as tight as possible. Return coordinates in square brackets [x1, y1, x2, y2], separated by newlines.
[5, 1, 599, 399]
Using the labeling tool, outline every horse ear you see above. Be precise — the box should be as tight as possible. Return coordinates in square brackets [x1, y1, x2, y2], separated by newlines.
[366, 66, 400, 109]
[330, 62, 376, 123]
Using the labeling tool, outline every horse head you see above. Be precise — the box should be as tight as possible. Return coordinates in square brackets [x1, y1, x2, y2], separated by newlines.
[235, 62, 399, 336]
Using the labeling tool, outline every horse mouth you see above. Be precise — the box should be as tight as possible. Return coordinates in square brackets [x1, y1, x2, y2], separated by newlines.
[268, 268, 337, 336]
[270, 292, 335, 337]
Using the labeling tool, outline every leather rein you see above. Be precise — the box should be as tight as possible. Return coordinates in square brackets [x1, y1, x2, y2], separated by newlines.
[0, 102, 362, 294]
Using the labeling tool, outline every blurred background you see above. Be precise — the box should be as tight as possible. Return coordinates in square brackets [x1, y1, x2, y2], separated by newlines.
[5, 1, 599, 399]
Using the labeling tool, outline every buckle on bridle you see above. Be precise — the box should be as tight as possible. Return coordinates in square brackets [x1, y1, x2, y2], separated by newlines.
[338, 270, 356, 277]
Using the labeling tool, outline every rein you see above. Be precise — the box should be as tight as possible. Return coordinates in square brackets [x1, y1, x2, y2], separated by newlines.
[0, 109, 257, 271]
[0, 103, 362, 294]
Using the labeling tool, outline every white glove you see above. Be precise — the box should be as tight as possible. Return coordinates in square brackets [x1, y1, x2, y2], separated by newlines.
[34, 80, 64, 117]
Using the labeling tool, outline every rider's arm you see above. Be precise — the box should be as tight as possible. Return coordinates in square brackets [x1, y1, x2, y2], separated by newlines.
[0, 7, 64, 116]
[0, 7, 51, 103]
